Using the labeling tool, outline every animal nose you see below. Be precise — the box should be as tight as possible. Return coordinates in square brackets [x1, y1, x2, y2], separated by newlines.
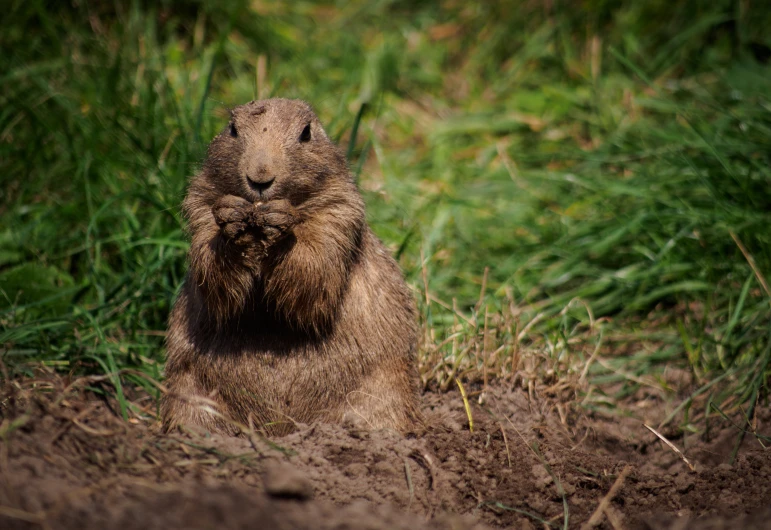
[242, 150, 275, 193]
[247, 174, 274, 194]
[246, 165, 273, 184]
[246, 162, 273, 181]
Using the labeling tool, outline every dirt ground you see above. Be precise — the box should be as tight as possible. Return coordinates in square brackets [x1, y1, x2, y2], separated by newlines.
[0, 373, 769, 530]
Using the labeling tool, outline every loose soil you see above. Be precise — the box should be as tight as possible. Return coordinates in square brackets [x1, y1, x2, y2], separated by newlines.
[1, 373, 769, 529]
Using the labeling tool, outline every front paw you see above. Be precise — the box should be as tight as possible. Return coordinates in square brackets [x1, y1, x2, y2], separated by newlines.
[253, 199, 300, 243]
[212, 195, 255, 240]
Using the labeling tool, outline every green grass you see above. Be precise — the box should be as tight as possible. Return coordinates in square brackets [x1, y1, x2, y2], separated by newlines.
[1, 0, 770, 425]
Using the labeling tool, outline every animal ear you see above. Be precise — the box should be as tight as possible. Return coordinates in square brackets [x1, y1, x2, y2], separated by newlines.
[229, 122, 238, 138]
[299, 124, 311, 143]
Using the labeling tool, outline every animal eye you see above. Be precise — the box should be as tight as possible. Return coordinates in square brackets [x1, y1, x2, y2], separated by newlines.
[229, 123, 238, 138]
[299, 124, 311, 143]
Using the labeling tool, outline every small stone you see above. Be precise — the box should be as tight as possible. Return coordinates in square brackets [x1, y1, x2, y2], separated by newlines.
[263, 462, 314, 501]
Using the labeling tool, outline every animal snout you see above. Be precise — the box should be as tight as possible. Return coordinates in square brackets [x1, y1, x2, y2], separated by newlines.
[244, 164, 275, 192]
[247, 174, 275, 194]
[242, 149, 277, 194]
[245, 163, 272, 183]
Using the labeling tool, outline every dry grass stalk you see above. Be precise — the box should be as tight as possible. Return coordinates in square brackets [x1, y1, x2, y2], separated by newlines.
[499, 422, 512, 468]
[0, 506, 46, 525]
[580, 464, 632, 530]
[418, 284, 592, 400]
[643, 424, 696, 472]
[455, 378, 474, 432]
[730, 231, 771, 300]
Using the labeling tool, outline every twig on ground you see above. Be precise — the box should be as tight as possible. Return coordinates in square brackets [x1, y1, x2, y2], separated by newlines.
[580, 464, 632, 530]
[643, 424, 695, 472]
[403, 458, 414, 509]
[0, 506, 47, 526]
[71, 417, 120, 437]
[604, 505, 625, 530]
[409, 450, 436, 491]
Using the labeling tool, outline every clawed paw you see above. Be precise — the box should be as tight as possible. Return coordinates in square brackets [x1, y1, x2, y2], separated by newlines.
[212, 196, 299, 244]
[212, 195, 255, 240]
[254, 199, 299, 235]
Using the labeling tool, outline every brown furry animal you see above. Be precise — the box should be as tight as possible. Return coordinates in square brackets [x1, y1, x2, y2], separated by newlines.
[161, 98, 420, 436]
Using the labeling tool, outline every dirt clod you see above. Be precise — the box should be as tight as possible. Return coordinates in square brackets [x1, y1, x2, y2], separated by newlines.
[264, 462, 315, 500]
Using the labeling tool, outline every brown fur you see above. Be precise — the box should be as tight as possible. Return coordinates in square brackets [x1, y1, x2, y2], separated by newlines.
[161, 99, 420, 436]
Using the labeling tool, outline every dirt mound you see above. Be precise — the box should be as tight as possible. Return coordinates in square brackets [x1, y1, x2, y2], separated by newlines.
[0, 376, 769, 529]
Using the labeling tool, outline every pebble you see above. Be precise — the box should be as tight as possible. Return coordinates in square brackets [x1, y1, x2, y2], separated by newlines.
[263, 462, 314, 501]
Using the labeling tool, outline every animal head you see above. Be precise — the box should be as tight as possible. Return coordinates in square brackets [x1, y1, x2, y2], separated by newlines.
[202, 98, 349, 205]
